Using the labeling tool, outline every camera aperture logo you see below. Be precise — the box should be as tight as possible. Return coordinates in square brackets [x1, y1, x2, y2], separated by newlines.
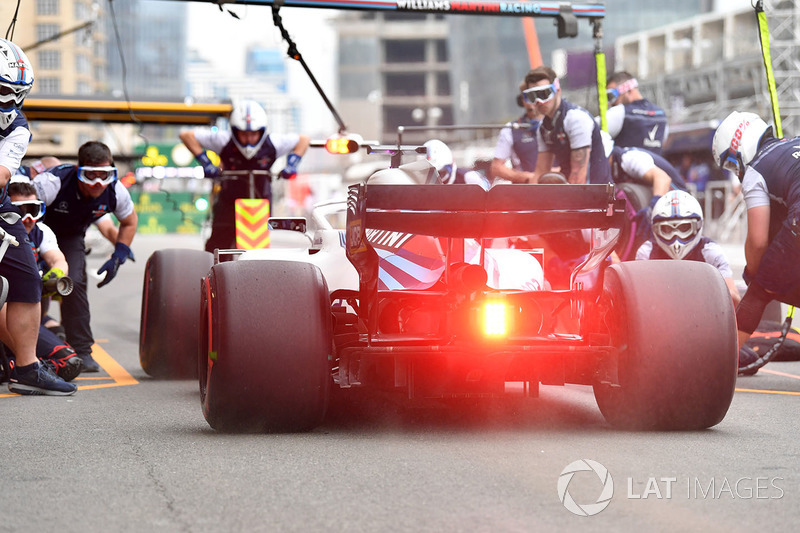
[558, 460, 785, 516]
[557, 459, 614, 516]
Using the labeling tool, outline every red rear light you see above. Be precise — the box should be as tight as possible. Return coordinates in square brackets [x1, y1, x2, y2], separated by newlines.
[482, 299, 511, 337]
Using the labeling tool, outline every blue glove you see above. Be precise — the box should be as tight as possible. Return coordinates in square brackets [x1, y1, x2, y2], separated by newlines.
[195, 151, 220, 178]
[632, 195, 660, 243]
[279, 153, 302, 180]
[98, 242, 135, 288]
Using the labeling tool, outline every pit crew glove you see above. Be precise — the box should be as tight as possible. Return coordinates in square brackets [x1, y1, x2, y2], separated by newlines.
[42, 267, 66, 298]
[279, 153, 302, 180]
[98, 242, 135, 288]
[195, 152, 220, 178]
[632, 195, 661, 243]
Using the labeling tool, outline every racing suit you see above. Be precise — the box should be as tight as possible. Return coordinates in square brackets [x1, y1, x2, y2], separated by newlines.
[0, 112, 40, 305]
[537, 99, 612, 184]
[736, 135, 800, 334]
[33, 165, 136, 360]
[606, 99, 668, 155]
[190, 129, 301, 253]
[493, 114, 540, 172]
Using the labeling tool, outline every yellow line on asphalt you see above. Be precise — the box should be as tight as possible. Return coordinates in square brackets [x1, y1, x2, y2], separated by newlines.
[77, 343, 138, 390]
[736, 388, 800, 396]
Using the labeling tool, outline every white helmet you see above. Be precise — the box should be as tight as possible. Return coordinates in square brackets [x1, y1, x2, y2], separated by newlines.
[424, 139, 457, 184]
[0, 39, 34, 129]
[711, 111, 771, 179]
[650, 190, 704, 260]
[229, 100, 268, 160]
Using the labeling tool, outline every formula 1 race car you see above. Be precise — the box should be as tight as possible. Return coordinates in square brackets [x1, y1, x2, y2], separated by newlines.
[140, 153, 738, 432]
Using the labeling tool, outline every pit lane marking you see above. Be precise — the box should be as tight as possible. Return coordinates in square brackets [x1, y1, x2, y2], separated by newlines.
[74, 343, 138, 390]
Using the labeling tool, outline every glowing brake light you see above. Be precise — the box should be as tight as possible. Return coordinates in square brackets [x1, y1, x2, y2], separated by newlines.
[325, 133, 363, 154]
[483, 300, 509, 337]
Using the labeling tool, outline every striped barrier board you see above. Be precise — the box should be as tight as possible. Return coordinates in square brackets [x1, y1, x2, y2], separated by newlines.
[235, 198, 271, 250]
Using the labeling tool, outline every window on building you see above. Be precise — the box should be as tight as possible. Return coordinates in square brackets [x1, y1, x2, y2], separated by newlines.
[384, 40, 426, 63]
[436, 72, 450, 96]
[383, 106, 418, 133]
[75, 1, 89, 19]
[77, 81, 92, 95]
[435, 40, 448, 62]
[74, 28, 93, 47]
[36, 24, 60, 42]
[38, 50, 61, 70]
[384, 73, 426, 97]
[339, 37, 379, 67]
[76, 55, 90, 75]
[36, 0, 59, 16]
[439, 106, 454, 125]
[37, 78, 61, 94]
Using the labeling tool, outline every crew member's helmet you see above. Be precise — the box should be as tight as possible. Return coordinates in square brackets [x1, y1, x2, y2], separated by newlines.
[229, 100, 268, 160]
[0, 39, 34, 129]
[424, 139, 457, 184]
[711, 111, 771, 180]
[651, 190, 704, 260]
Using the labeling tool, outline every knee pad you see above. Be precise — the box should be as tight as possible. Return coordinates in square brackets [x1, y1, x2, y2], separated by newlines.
[736, 281, 773, 334]
[47, 345, 76, 365]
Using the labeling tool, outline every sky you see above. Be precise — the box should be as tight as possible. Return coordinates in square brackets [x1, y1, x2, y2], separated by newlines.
[186, 2, 338, 134]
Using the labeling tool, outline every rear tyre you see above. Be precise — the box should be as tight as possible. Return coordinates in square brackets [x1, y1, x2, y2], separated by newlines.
[139, 249, 213, 379]
[200, 260, 331, 432]
[593, 261, 737, 430]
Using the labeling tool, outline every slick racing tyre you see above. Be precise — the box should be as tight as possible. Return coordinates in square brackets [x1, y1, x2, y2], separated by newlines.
[200, 260, 331, 432]
[593, 260, 737, 430]
[139, 249, 213, 379]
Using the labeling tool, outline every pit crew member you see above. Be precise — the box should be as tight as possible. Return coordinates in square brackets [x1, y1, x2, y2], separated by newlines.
[33, 141, 139, 373]
[179, 99, 310, 252]
[603, 71, 668, 155]
[712, 110, 800, 374]
[0, 38, 75, 395]
[528, 65, 612, 184]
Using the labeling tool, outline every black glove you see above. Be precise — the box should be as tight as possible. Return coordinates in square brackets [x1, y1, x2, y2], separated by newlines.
[279, 153, 302, 180]
[195, 151, 220, 178]
[98, 242, 135, 288]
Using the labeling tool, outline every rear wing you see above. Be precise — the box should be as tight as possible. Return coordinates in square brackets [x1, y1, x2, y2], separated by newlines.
[346, 183, 624, 242]
[344, 182, 624, 331]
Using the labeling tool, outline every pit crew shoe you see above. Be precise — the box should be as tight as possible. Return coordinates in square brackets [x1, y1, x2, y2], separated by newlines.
[738, 345, 761, 377]
[8, 361, 77, 396]
[78, 353, 100, 373]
